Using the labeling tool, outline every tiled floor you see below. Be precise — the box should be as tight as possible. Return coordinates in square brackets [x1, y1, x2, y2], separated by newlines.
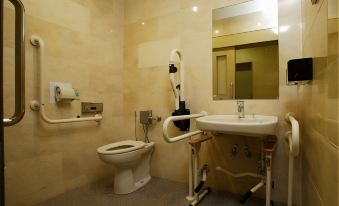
[36, 177, 284, 206]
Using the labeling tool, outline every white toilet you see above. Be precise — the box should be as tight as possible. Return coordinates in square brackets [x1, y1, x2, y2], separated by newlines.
[97, 140, 155, 194]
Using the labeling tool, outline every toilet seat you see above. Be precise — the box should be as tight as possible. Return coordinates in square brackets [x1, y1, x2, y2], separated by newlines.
[97, 140, 145, 155]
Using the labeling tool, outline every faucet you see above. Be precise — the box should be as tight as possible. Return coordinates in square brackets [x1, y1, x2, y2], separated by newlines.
[237, 100, 245, 118]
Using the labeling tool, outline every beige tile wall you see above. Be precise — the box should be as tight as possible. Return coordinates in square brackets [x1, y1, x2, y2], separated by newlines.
[124, 0, 303, 204]
[300, 0, 339, 205]
[7, 0, 335, 205]
[4, 0, 126, 205]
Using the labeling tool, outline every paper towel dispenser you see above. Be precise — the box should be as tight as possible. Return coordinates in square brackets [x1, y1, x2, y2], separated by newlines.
[287, 58, 313, 85]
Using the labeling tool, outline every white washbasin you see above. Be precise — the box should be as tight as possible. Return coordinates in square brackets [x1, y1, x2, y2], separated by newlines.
[196, 115, 278, 138]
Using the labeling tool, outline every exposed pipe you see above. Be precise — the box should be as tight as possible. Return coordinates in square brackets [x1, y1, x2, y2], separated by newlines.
[30, 35, 102, 124]
[216, 166, 265, 179]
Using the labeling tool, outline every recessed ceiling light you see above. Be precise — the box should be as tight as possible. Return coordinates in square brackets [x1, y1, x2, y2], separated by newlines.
[215, 30, 219, 34]
[141, 22, 145, 25]
[192, 6, 198, 12]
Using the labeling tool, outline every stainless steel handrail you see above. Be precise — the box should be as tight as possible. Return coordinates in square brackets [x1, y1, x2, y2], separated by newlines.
[3, 0, 25, 127]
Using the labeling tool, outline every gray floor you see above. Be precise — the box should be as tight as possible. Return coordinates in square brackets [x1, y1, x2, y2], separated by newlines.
[36, 177, 284, 206]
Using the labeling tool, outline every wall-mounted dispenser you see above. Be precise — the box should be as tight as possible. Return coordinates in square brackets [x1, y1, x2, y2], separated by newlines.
[55, 86, 80, 102]
[287, 58, 313, 85]
[81, 102, 103, 114]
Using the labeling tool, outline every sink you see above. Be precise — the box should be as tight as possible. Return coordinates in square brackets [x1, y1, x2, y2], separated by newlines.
[196, 115, 278, 138]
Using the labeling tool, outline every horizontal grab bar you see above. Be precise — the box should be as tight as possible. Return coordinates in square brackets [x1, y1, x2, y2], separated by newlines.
[163, 111, 207, 143]
[30, 35, 102, 124]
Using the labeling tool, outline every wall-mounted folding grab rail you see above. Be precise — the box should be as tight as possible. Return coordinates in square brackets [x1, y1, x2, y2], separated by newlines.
[30, 35, 102, 124]
[285, 112, 300, 206]
[163, 111, 209, 205]
[285, 112, 300, 157]
[162, 111, 207, 143]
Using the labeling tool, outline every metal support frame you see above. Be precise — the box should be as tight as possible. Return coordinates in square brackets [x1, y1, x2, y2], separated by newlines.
[217, 137, 276, 206]
[265, 153, 272, 206]
[188, 138, 211, 206]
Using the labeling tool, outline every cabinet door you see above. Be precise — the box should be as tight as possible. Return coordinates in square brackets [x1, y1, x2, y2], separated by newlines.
[213, 47, 235, 99]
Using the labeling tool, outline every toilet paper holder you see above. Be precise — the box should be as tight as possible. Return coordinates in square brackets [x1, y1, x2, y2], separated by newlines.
[55, 86, 80, 102]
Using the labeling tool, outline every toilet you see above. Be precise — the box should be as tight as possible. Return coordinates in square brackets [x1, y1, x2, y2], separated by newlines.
[97, 140, 155, 194]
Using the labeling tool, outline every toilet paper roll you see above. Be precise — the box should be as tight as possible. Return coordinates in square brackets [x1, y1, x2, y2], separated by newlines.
[55, 86, 80, 102]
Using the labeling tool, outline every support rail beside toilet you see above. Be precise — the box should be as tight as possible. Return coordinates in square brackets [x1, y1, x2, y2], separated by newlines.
[164, 49, 211, 206]
[30, 35, 102, 124]
[285, 112, 300, 206]
[163, 111, 211, 206]
[163, 112, 207, 143]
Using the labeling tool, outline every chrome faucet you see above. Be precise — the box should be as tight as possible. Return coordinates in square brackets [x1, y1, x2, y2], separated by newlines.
[237, 100, 245, 118]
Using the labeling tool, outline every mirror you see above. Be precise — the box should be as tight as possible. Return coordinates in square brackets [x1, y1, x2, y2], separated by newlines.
[212, 0, 279, 100]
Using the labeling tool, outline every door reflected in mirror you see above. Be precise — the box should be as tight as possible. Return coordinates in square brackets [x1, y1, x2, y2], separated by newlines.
[212, 0, 279, 100]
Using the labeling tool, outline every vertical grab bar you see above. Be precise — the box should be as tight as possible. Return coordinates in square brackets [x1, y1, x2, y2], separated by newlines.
[3, 0, 25, 127]
[285, 112, 300, 206]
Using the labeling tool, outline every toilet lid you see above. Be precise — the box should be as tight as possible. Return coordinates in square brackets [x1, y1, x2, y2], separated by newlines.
[97, 140, 146, 155]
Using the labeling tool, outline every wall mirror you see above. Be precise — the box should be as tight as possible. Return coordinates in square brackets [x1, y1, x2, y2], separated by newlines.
[212, 0, 279, 100]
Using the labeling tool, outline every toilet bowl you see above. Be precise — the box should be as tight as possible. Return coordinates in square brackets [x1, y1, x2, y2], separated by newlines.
[97, 140, 155, 194]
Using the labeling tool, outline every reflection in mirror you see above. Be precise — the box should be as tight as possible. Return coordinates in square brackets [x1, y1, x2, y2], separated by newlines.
[212, 0, 279, 100]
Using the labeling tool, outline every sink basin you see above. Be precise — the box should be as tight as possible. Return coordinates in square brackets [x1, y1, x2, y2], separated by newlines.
[196, 115, 278, 138]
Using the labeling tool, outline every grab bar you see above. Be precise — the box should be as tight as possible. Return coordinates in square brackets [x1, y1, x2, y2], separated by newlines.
[285, 112, 300, 206]
[163, 111, 207, 143]
[285, 112, 299, 156]
[30, 35, 102, 124]
[3, 0, 25, 127]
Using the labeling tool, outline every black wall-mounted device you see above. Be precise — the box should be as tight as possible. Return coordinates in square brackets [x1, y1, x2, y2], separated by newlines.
[172, 101, 190, 131]
[287, 58, 313, 85]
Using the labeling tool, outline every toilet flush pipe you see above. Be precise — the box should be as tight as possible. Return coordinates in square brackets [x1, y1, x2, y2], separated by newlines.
[30, 35, 102, 124]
